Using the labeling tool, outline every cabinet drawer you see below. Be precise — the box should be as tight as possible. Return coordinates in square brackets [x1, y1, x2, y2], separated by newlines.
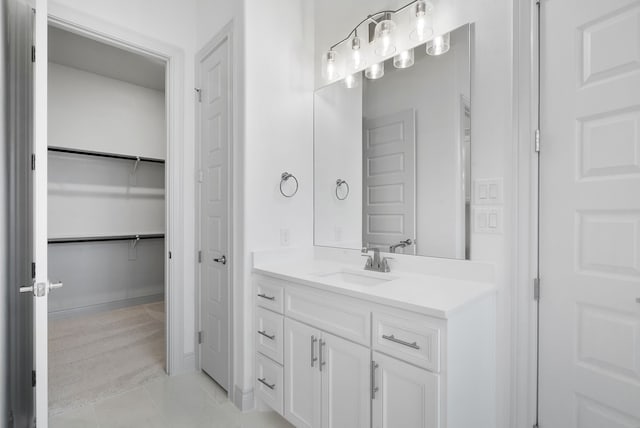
[255, 276, 285, 314]
[285, 285, 370, 346]
[372, 310, 443, 372]
[255, 353, 284, 416]
[255, 307, 284, 364]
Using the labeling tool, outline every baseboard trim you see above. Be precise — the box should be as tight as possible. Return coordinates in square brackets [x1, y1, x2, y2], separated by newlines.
[233, 385, 254, 412]
[48, 293, 164, 320]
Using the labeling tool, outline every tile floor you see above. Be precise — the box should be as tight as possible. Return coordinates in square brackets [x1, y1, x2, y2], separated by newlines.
[50, 371, 294, 428]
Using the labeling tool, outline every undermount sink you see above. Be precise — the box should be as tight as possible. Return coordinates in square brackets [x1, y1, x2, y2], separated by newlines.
[313, 269, 397, 286]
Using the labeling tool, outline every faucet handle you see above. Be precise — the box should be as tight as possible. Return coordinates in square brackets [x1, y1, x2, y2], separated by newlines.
[380, 256, 394, 272]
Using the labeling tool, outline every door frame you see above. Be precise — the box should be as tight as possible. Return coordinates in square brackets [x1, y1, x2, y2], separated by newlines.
[47, 2, 187, 375]
[194, 22, 235, 394]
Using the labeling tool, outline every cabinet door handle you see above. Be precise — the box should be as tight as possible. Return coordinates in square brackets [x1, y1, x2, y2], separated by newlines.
[319, 339, 326, 372]
[257, 330, 275, 340]
[382, 334, 420, 350]
[371, 361, 379, 400]
[257, 377, 275, 390]
[257, 293, 275, 301]
[311, 335, 318, 367]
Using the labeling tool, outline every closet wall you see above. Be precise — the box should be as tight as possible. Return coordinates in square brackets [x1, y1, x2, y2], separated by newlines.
[47, 28, 166, 316]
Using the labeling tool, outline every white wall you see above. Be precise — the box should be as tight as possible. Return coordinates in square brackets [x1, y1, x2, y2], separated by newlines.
[49, 63, 166, 159]
[314, 83, 362, 248]
[49, 0, 198, 371]
[315, 1, 513, 427]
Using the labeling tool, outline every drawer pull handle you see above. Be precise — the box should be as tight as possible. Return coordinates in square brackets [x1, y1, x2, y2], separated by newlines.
[311, 335, 318, 367]
[382, 334, 420, 350]
[371, 361, 379, 400]
[319, 339, 326, 372]
[257, 330, 275, 340]
[257, 293, 275, 301]
[257, 377, 275, 390]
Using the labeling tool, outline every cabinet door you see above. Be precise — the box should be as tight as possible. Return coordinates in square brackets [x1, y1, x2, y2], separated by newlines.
[321, 332, 371, 428]
[284, 318, 322, 428]
[372, 352, 440, 428]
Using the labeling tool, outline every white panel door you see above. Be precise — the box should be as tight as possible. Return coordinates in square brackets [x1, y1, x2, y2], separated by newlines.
[540, 0, 640, 426]
[372, 352, 439, 428]
[363, 109, 416, 254]
[321, 331, 370, 428]
[284, 318, 322, 428]
[198, 37, 230, 391]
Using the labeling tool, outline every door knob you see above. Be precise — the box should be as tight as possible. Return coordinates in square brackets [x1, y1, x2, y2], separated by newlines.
[20, 280, 63, 297]
[213, 255, 227, 265]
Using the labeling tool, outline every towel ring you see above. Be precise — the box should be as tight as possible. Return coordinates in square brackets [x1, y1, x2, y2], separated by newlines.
[335, 179, 350, 200]
[280, 172, 299, 198]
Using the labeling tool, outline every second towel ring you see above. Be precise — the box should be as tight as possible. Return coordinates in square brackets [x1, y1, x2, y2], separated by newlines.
[335, 179, 350, 200]
[280, 172, 299, 198]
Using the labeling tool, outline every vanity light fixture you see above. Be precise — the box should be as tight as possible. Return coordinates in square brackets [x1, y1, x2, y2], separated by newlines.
[410, 0, 434, 42]
[374, 14, 397, 56]
[394, 48, 415, 69]
[426, 32, 451, 56]
[365, 62, 384, 80]
[323, 0, 440, 85]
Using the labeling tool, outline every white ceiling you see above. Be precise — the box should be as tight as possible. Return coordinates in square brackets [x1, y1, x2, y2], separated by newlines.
[48, 25, 166, 92]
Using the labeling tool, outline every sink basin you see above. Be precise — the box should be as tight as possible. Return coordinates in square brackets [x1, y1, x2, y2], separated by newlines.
[313, 270, 396, 286]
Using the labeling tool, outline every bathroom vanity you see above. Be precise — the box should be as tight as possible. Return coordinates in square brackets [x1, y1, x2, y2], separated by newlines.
[252, 248, 496, 428]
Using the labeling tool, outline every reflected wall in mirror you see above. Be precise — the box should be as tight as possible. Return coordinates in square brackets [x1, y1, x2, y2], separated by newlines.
[314, 23, 471, 260]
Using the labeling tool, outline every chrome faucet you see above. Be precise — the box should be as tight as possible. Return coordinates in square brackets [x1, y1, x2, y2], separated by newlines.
[361, 247, 392, 273]
[389, 239, 413, 253]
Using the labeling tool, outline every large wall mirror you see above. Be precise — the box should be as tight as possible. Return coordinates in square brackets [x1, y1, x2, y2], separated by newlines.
[314, 23, 472, 259]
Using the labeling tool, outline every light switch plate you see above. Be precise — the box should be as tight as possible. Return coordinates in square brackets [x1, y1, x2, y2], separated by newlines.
[472, 207, 503, 234]
[473, 178, 504, 205]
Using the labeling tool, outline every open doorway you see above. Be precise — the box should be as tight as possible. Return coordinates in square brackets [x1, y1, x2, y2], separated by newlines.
[46, 24, 169, 416]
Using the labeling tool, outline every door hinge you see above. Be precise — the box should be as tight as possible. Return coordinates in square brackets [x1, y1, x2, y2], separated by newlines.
[195, 88, 202, 103]
[31, 154, 35, 170]
[534, 129, 540, 153]
[534, 277, 541, 301]
[32, 370, 36, 387]
[31, 45, 35, 62]
[198, 250, 202, 263]
[31, 262, 35, 279]
[198, 331, 204, 344]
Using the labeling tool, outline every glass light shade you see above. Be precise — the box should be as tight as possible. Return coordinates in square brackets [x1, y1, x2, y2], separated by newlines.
[374, 19, 397, 56]
[322, 50, 341, 81]
[344, 72, 362, 89]
[394, 49, 415, 69]
[410, 2, 434, 42]
[426, 33, 451, 56]
[348, 36, 366, 71]
[365, 62, 384, 80]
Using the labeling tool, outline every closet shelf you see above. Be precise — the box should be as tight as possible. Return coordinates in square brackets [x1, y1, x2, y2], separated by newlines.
[48, 233, 165, 244]
[48, 146, 165, 164]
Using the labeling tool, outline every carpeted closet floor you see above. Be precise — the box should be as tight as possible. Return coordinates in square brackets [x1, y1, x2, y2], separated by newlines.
[48, 302, 166, 416]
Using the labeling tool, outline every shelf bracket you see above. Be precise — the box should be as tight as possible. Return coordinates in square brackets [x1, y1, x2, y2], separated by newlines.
[131, 235, 141, 250]
[132, 156, 141, 175]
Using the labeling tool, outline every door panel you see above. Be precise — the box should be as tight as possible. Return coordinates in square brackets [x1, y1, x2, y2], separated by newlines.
[363, 110, 416, 253]
[284, 318, 322, 428]
[199, 37, 230, 391]
[539, 0, 640, 426]
[372, 352, 439, 428]
[321, 332, 370, 428]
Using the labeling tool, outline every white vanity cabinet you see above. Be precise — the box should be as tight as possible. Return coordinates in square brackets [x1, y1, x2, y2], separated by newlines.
[283, 318, 370, 428]
[253, 272, 496, 428]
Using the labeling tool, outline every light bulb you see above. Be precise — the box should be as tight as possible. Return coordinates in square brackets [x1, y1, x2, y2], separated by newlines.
[348, 36, 366, 71]
[426, 33, 450, 56]
[323, 50, 340, 80]
[410, 1, 433, 42]
[394, 49, 414, 69]
[344, 72, 361, 89]
[365, 62, 384, 80]
[374, 17, 396, 57]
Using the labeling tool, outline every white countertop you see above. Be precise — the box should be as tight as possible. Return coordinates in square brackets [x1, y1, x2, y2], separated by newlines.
[253, 256, 496, 319]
